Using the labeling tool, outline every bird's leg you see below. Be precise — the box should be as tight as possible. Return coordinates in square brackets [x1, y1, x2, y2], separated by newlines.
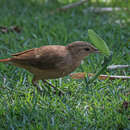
[32, 76, 64, 95]
[42, 80, 65, 95]
[32, 77, 43, 92]
[42, 80, 56, 89]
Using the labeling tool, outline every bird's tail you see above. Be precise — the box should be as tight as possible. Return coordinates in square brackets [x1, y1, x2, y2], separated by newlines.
[0, 58, 11, 62]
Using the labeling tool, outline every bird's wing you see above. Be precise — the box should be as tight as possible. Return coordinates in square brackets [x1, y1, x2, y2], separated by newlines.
[11, 47, 65, 69]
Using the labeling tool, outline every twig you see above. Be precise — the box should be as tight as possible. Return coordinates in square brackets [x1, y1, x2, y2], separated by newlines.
[107, 65, 130, 70]
[84, 7, 128, 13]
[56, 0, 88, 11]
[98, 75, 130, 80]
[70, 73, 130, 80]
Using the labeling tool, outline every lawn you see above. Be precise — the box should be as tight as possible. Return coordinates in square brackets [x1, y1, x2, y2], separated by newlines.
[0, 0, 129, 129]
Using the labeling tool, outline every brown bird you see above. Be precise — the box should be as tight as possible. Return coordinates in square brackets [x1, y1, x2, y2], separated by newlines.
[0, 41, 98, 93]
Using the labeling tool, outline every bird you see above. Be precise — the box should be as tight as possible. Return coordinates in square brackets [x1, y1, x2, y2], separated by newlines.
[0, 41, 99, 93]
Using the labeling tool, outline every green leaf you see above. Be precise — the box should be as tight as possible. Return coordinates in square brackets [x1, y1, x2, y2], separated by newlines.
[88, 29, 110, 56]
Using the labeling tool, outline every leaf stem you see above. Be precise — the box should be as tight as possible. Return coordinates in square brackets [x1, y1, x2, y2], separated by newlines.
[86, 54, 112, 86]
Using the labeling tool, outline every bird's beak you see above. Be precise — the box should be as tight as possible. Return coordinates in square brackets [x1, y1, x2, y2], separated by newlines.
[93, 48, 100, 53]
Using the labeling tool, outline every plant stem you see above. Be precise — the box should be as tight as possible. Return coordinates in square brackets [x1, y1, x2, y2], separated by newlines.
[86, 54, 112, 86]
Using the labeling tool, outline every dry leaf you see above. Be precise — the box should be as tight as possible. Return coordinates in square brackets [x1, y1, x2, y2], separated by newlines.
[122, 101, 130, 110]
[0, 26, 21, 33]
[0, 26, 8, 33]
[10, 26, 21, 33]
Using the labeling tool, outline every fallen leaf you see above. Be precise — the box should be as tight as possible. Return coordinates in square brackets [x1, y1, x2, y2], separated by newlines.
[0, 26, 21, 33]
[122, 101, 130, 110]
[0, 26, 9, 33]
[10, 26, 21, 33]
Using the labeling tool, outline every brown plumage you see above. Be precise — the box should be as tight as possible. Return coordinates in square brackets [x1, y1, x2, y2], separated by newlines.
[0, 41, 98, 92]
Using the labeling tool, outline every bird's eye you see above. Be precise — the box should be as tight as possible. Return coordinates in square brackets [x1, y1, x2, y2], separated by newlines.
[84, 48, 90, 51]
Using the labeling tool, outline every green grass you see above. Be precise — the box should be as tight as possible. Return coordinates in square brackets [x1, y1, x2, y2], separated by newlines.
[0, 0, 130, 129]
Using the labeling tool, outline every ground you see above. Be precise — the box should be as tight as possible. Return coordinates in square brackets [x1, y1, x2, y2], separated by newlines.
[0, 0, 129, 129]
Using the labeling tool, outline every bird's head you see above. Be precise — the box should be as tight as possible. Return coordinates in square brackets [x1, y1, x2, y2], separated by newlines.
[67, 41, 99, 59]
